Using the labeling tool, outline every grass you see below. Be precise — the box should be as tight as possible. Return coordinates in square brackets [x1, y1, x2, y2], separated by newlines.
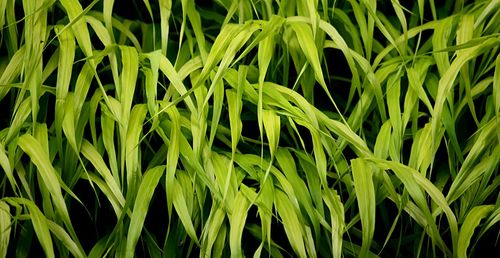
[0, 0, 499, 257]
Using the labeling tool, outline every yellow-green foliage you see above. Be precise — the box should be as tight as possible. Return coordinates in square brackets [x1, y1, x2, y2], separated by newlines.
[0, 0, 498, 257]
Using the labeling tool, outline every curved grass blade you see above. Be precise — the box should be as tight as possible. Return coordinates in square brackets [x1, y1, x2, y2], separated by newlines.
[101, 103, 120, 183]
[494, 54, 500, 115]
[5, 198, 54, 258]
[275, 149, 319, 240]
[201, 205, 225, 257]
[0, 142, 15, 192]
[164, 105, 181, 219]
[5, 98, 31, 144]
[125, 166, 165, 258]
[125, 104, 148, 191]
[61, 93, 78, 154]
[323, 189, 345, 258]
[431, 37, 499, 156]
[54, 24, 76, 154]
[0, 47, 25, 100]
[351, 158, 375, 257]
[226, 88, 243, 155]
[158, 0, 171, 55]
[172, 178, 199, 246]
[0, 200, 11, 258]
[447, 117, 500, 204]
[262, 109, 280, 159]
[46, 220, 86, 258]
[229, 191, 251, 257]
[118, 45, 139, 127]
[81, 139, 126, 211]
[274, 189, 307, 258]
[17, 134, 82, 248]
[257, 21, 278, 152]
[367, 158, 459, 256]
[457, 205, 495, 258]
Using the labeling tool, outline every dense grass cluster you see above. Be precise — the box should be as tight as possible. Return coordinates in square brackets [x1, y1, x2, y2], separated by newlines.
[0, 0, 499, 257]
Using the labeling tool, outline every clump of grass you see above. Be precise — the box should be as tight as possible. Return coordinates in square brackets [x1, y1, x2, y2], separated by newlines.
[0, 0, 498, 257]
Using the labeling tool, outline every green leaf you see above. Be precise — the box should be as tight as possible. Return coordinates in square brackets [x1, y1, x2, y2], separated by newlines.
[0, 201, 11, 258]
[125, 104, 148, 190]
[262, 109, 280, 158]
[165, 106, 181, 219]
[229, 191, 251, 257]
[351, 158, 375, 257]
[47, 220, 86, 258]
[81, 139, 125, 211]
[17, 134, 75, 235]
[172, 178, 199, 246]
[126, 166, 165, 258]
[323, 189, 345, 258]
[226, 89, 243, 154]
[6, 198, 54, 258]
[457, 205, 495, 258]
[201, 205, 226, 257]
[274, 190, 307, 258]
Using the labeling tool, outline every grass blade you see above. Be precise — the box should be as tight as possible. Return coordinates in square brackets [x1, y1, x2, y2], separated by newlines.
[6, 198, 54, 258]
[457, 205, 495, 258]
[274, 189, 307, 258]
[351, 158, 375, 257]
[0, 201, 11, 258]
[125, 104, 148, 191]
[323, 189, 345, 258]
[229, 191, 251, 257]
[126, 166, 165, 258]
[17, 134, 78, 239]
[46, 220, 86, 258]
[172, 178, 199, 246]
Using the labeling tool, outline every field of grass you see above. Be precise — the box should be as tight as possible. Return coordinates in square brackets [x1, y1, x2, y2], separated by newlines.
[0, 0, 499, 257]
